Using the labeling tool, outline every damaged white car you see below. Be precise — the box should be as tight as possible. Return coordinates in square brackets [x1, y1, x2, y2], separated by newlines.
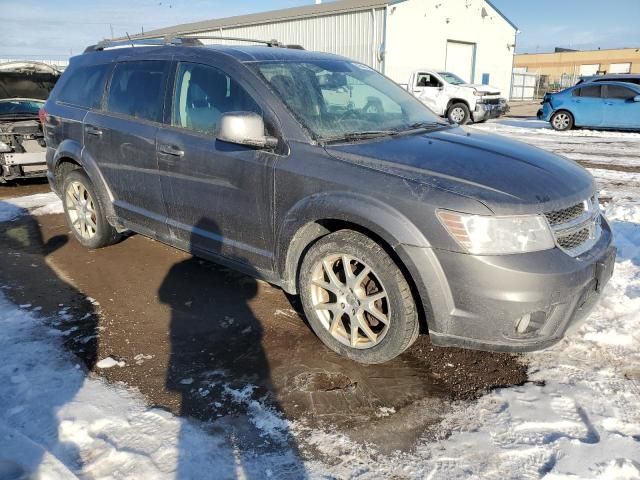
[0, 61, 60, 183]
[407, 69, 508, 125]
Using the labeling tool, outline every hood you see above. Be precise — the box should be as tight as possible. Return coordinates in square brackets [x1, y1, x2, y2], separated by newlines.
[324, 127, 595, 215]
[0, 62, 60, 101]
[464, 83, 501, 96]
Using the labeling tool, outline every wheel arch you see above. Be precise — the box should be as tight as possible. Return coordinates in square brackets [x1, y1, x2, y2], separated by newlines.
[277, 193, 434, 332]
[446, 98, 471, 111]
[52, 141, 120, 228]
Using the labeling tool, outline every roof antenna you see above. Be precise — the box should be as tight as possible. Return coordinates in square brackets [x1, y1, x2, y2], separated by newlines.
[125, 32, 134, 47]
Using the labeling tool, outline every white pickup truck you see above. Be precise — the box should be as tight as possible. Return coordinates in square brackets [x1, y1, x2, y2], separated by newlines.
[406, 69, 508, 124]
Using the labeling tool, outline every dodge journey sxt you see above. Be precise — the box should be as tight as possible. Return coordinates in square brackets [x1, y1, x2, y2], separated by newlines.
[42, 38, 615, 363]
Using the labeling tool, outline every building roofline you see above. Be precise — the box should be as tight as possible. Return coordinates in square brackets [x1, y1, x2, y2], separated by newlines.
[126, 0, 395, 40]
[516, 47, 640, 56]
[485, 0, 518, 30]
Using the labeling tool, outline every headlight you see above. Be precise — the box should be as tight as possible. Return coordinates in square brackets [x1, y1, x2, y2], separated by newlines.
[0, 141, 12, 153]
[473, 90, 485, 96]
[438, 210, 555, 255]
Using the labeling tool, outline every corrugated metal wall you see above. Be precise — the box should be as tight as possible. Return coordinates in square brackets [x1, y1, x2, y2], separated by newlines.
[186, 8, 386, 70]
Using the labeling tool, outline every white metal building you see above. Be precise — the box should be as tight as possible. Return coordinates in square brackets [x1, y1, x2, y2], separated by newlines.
[135, 0, 517, 96]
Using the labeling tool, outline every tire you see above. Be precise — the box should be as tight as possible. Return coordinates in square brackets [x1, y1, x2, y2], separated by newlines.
[299, 230, 419, 364]
[550, 110, 574, 131]
[62, 169, 121, 249]
[447, 102, 471, 125]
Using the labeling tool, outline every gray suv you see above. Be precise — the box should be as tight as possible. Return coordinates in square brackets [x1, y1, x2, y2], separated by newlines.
[43, 38, 615, 364]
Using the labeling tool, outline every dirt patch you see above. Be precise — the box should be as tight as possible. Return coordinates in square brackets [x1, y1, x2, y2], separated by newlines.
[407, 337, 528, 400]
[0, 199, 529, 453]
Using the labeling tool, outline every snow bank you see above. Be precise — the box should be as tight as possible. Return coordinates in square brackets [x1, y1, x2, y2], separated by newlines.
[0, 192, 63, 222]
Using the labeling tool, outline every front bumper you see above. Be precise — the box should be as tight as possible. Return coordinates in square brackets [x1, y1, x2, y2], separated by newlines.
[538, 101, 554, 121]
[472, 100, 509, 122]
[398, 218, 615, 353]
[1, 152, 47, 182]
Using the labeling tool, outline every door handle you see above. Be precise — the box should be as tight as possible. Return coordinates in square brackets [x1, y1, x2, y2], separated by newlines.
[85, 125, 103, 136]
[158, 144, 185, 157]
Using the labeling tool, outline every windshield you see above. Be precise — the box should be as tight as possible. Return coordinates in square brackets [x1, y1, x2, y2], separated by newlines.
[0, 99, 43, 116]
[437, 72, 467, 85]
[253, 60, 444, 141]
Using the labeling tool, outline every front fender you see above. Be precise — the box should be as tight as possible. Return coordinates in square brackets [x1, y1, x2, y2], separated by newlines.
[276, 191, 431, 292]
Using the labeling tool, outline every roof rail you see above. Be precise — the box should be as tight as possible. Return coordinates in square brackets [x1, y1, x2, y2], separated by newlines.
[84, 34, 303, 53]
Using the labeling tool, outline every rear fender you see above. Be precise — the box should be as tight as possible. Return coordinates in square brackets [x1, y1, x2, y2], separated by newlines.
[52, 140, 119, 226]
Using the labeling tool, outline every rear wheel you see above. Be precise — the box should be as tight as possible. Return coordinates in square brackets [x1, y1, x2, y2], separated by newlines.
[62, 170, 121, 249]
[447, 102, 470, 125]
[550, 110, 574, 131]
[299, 230, 419, 364]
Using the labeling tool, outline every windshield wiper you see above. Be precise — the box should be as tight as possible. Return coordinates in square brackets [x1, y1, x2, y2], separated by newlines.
[321, 130, 399, 144]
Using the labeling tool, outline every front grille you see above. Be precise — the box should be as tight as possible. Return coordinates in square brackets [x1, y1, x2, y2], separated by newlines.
[482, 98, 502, 105]
[545, 196, 601, 257]
[557, 227, 590, 250]
[545, 202, 585, 226]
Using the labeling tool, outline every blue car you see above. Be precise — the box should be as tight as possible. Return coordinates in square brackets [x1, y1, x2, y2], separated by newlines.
[538, 81, 640, 131]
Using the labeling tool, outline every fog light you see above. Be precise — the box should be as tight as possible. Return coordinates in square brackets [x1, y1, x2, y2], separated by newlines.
[514, 311, 548, 335]
[515, 313, 531, 333]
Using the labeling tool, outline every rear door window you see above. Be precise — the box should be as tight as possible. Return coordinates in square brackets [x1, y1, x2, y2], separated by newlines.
[106, 61, 168, 123]
[171, 62, 262, 135]
[577, 85, 602, 98]
[57, 64, 111, 109]
[605, 85, 637, 100]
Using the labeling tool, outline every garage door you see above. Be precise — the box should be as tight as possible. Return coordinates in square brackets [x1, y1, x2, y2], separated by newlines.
[445, 41, 476, 83]
[580, 64, 600, 76]
[609, 62, 631, 74]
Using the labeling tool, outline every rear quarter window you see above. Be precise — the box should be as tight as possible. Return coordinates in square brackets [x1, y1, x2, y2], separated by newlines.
[57, 64, 111, 109]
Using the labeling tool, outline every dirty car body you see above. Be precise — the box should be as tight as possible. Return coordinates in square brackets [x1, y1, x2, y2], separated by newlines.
[43, 44, 615, 362]
[0, 61, 60, 182]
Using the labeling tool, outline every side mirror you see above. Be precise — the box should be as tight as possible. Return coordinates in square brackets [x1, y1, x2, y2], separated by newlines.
[634, 95, 640, 102]
[215, 112, 278, 149]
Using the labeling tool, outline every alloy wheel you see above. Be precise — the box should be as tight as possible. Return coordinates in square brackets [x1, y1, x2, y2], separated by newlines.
[310, 254, 390, 349]
[552, 112, 571, 130]
[65, 181, 98, 240]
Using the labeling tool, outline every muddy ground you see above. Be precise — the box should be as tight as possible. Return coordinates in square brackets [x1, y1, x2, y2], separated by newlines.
[0, 180, 528, 453]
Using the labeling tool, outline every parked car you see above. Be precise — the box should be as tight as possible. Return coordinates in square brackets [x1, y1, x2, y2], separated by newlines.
[43, 39, 614, 364]
[0, 61, 60, 182]
[576, 73, 640, 86]
[406, 69, 509, 124]
[538, 81, 640, 131]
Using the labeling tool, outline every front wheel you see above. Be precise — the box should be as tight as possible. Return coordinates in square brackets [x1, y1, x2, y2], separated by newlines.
[550, 110, 574, 131]
[299, 230, 419, 364]
[447, 102, 470, 125]
[62, 170, 121, 249]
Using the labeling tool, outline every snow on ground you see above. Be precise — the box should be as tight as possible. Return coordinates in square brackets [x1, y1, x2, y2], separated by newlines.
[0, 292, 306, 479]
[0, 191, 63, 222]
[1, 122, 640, 478]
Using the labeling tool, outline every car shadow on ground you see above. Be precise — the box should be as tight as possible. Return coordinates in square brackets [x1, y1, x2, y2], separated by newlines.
[0, 207, 98, 477]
